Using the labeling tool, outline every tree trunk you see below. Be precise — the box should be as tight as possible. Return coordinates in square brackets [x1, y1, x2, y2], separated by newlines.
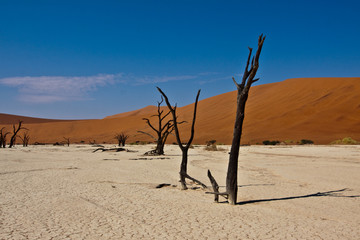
[155, 139, 165, 155]
[226, 93, 247, 204]
[225, 34, 265, 205]
[179, 149, 188, 190]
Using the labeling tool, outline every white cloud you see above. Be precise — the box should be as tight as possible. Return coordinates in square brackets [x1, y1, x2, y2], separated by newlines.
[198, 75, 232, 85]
[18, 94, 76, 103]
[0, 74, 118, 103]
[0, 72, 231, 103]
[127, 72, 227, 85]
[132, 74, 198, 85]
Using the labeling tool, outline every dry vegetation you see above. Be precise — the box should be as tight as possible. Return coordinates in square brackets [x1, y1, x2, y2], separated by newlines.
[331, 137, 359, 145]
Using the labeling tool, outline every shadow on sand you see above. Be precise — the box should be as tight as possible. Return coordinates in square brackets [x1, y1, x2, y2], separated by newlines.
[236, 188, 360, 205]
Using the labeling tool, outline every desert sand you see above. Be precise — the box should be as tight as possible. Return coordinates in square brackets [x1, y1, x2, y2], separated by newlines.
[1, 77, 360, 145]
[0, 144, 359, 239]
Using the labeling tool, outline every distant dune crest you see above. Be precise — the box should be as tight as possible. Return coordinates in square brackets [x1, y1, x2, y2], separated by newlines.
[0, 113, 72, 125]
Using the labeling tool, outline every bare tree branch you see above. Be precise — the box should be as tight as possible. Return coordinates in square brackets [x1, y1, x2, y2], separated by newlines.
[186, 90, 201, 149]
[9, 121, 27, 148]
[137, 131, 157, 141]
[19, 131, 30, 147]
[207, 170, 220, 202]
[142, 118, 159, 134]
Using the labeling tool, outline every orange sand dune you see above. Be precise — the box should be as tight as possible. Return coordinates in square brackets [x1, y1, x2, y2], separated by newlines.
[0, 77, 359, 144]
[189, 77, 360, 144]
[0, 113, 73, 125]
[105, 105, 168, 119]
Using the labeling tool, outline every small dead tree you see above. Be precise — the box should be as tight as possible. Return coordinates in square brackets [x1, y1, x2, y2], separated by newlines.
[157, 87, 207, 190]
[207, 34, 265, 204]
[19, 131, 31, 147]
[63, 137, 70, 147]
[0, 127, 10, 148]
[9, 121, 27, 148]
[114, 132, 129, 146]
[138, 97, 181, 155]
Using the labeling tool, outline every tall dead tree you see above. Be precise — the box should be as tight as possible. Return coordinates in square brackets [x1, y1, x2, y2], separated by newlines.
[157, 87, 206, 190]
[138, 97, 180, 155]
[227, 34, 265, 204]
[114, 132, 129, 146]
[207, 34, 265, 204]
[19, 131, 31, 147]
[0, 127, 10, 148]
[9, 121, 27, 148]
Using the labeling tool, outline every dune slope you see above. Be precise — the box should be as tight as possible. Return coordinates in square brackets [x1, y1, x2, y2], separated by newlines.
[0, 77, 359, 144]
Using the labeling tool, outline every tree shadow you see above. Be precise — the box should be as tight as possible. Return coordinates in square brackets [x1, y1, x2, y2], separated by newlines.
[239, 183, 275, 187]
[216, 183, 275, 188]
[236, 188, 360, 205]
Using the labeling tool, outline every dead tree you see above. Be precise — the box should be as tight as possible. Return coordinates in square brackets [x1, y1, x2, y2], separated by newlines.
[138, 97, 182, 155]
[114, 132, 129, 146]
[9, 121, 27, 148]
[19, 131, 31, 147]
[0, 127, 10, 148]
[157, 87, 207, 190]
[93, 147, 126, 153]
[207, 34, 265, 204]
[63, 137, 70, 146]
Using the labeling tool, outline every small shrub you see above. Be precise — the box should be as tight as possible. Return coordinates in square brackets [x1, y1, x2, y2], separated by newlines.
[130, 141, 148, 145]
[342, 137, 358, 144]
[284, 140, 295, 145]
[206, 140, 217, 146]
[204, 139, 226, 151]
[262, 140, 280, 145]
[331, 137, 359, 145]
[299, 139, 314, 145]
[205, 144, 218, 151]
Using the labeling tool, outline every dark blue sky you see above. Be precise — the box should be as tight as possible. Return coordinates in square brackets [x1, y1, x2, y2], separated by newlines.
[0, 0, 359, 119]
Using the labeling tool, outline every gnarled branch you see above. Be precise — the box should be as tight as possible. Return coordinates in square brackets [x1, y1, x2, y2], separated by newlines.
[9, 121, 27, 148]
[207, 170, 220, 202]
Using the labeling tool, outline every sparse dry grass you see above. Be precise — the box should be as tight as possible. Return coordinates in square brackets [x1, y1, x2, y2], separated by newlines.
[331, 137, 359, 145]
[204, 144, 226, 151]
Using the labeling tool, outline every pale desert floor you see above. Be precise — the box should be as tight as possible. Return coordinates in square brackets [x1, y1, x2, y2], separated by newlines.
[0, 144, 359, 240]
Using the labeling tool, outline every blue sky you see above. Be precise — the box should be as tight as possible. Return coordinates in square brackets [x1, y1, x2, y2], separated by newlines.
[0, 0, 359, 119]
